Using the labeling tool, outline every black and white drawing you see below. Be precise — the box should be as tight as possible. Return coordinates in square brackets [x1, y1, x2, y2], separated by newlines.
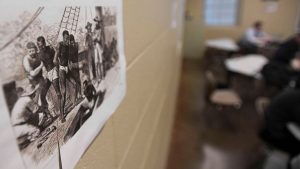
[0, 4, 125, 169]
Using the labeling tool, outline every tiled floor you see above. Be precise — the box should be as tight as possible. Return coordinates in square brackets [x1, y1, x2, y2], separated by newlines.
[166, 58, 266, 169]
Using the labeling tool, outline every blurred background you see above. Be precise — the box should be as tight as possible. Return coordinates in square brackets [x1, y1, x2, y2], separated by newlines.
[167, 0, 300, 169]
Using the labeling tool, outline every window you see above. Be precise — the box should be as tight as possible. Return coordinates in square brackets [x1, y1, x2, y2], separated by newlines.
[204, 0, 240, 26]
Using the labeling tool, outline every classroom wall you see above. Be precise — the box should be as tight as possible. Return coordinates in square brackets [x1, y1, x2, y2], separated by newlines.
[184, 0, 300, 58]
[75, 0, 185, 169]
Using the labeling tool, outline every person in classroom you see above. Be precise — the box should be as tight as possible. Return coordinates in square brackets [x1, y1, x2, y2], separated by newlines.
[262, 33, 300, 90]
[238, 21, 272, 53]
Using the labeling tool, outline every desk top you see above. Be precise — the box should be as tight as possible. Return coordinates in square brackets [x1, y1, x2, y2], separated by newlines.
[205, 38, 239, 52]
[225, 55, 268, 77]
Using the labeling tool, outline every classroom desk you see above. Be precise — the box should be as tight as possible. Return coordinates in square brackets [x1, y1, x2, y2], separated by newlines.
[205, 38, 239, 52]
[204, 38, 240, 74]
[225, 54, 268, 78]
[224, 55, 269, 99]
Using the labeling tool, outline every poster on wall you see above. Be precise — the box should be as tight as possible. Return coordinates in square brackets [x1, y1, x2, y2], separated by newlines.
[263, 0, 279, 13]
[0, 0, 126, 168]
[264, 2, 278, 13]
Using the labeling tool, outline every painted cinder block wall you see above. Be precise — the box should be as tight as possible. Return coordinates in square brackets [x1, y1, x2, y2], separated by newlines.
[76, 0, 185, 168]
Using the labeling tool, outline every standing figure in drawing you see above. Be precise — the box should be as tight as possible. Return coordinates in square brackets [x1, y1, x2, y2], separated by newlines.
[93, 16, 105, 82]
[23, 42, 44, 88]
[85, 22, 96, 80]
[55, 30, 70, 118]
[37, 36, 65, 123]
[69, 34, 82, 100]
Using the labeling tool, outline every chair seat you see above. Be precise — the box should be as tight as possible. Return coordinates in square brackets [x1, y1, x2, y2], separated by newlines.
[210, 89, 242, 106]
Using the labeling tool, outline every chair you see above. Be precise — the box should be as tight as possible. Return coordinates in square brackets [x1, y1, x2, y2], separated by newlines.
[205, 71, 242, 109]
